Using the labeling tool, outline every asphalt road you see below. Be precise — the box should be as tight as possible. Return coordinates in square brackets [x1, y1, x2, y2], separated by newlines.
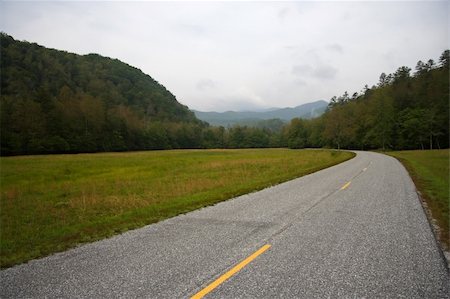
[1, 151, 448, 298]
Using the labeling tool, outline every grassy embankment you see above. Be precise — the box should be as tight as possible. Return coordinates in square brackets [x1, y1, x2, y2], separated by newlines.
[0, 149, 354, 268]
[387, 150, 449, 250]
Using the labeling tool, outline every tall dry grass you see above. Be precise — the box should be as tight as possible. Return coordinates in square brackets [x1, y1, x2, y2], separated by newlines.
[1, 148, 354, 267]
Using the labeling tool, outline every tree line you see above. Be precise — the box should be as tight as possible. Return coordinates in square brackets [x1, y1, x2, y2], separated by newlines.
[0, 33, 285, 155]
[0, 33, 200, 155]
[284, 50, 449, 150]
[1, 32, 448, 155]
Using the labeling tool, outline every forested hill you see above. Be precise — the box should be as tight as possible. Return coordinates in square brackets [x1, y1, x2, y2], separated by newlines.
[284, 50, 450, 150]
[0, 33, 202, 155]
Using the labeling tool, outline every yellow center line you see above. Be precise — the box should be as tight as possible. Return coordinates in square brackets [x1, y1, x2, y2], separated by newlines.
[191, 244, 271, 299]
[341, 181, 351, 190]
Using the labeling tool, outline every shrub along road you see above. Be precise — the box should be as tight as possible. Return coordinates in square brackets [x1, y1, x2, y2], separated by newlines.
[1, 151, 448, 298]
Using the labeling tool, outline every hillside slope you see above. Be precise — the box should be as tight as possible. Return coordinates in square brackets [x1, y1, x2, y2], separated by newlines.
[284, 50, 449, 150]
[0, 33, 202, 155]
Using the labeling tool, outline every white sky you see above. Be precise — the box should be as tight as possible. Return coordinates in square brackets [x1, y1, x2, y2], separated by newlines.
[1, 1, 448, 112]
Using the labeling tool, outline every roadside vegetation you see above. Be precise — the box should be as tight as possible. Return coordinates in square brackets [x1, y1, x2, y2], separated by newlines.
[0, 148, 354, 268]
[387, 150, 449, 250]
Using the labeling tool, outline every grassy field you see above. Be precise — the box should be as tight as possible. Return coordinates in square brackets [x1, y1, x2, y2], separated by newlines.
[387, 150, 449, 250]
[0, 148, 354, 268]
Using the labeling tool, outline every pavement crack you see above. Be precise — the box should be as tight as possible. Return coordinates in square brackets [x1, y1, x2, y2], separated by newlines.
[266, 188, 340, 242]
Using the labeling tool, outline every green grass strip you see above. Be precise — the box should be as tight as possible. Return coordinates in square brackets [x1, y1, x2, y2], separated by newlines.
[387, 149, 449, 250]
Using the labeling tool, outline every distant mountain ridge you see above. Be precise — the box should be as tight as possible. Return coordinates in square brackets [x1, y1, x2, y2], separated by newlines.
[194, 100, 328, 127]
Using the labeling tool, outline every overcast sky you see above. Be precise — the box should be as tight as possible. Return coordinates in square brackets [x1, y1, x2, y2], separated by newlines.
[1, 1, 448, 112]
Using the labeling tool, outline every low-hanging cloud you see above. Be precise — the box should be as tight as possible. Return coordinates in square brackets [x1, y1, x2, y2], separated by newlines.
[325, 43, 344, 54]
[312, 65, 338, 80]
[292, 64, 338, 80]
[292, 64, 313, 76]
[196, 79, 217, 91]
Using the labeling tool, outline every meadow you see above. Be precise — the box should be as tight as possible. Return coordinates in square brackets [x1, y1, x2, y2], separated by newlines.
[387, 150, 449, 250]
[0, 148, 354, 268]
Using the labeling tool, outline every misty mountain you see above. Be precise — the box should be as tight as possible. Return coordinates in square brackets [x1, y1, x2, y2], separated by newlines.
[193, 100, 328, 127]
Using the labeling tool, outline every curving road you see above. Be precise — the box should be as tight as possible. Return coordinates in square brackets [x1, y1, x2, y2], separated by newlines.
[1, 151, 449, 298]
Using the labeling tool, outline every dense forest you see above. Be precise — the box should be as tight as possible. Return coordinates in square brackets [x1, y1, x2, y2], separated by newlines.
[0, 33, 204, 155]
[284, 50, 449, 150]
[0, 33, 448, 155]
